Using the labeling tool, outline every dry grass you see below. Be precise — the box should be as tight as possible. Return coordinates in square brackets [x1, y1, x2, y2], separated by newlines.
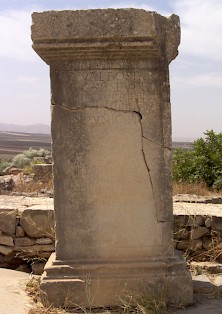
[120, 288, 169, 314]
[173, 182, 222, 196]
[187, 232, 222, 263]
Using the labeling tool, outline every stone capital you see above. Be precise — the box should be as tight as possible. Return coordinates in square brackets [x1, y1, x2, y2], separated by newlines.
[32, 9, 180, 64]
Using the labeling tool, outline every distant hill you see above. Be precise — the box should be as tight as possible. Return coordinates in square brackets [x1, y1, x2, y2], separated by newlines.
[0, 131, 51, 158]
[0, 123, 50, 134]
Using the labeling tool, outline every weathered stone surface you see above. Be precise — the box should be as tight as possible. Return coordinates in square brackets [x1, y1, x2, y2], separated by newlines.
[14, 237, 36, 247]
[213, 275, 222, 289]
[195, 216, 206, 226]
[205, 217, 212, 228]
[212, 216, 222, 234]
[36, 237, 53, 245]
[15, 226, 25, 238]
[190, 227, 209, 240]
[32, 9, 180, 64]
[0, 245, 14, 255]
[190, 261, 222, 274]
[192, 274, 215, 294]
[2, 166, 22, 175]
[177, 239, 202, 251]
[31, 261, 46, 275]
[19, 205, 54, 239]
[33, 164, 52, 182]
[202, 237, 213, 251]
[174, 202, 222, 217]
[15, 244, 55, 257]
[32, 8, 192, 308]
[0, 207, 17, 234]
[0, 235, 14, 246]
[0, 176, 14, 191]
[16, 263, 31, 273]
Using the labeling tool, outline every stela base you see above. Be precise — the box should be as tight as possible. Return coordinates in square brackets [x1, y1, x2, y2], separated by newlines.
[40, 252, 193, 308]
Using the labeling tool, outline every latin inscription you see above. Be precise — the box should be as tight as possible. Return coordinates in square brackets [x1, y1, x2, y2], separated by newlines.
[52, 69, 160, 113]
[69, 110, 140, 126]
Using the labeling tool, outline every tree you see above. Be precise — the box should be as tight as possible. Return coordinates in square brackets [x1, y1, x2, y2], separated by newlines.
[173, 130, 222, 190]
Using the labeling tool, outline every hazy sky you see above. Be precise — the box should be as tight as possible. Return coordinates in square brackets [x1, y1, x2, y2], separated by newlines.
[0, 0, 221, 139]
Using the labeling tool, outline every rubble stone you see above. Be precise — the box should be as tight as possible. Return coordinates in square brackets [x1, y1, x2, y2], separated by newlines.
[0, 235, 14, 246]
[19, 205, 54, 239]
[14, 237, 36, 247]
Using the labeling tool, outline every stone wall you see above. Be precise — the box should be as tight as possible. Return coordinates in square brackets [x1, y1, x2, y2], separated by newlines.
[174, 196, 222, 262]
[0, 196, 54, 274]
[1, 195, 222, 274]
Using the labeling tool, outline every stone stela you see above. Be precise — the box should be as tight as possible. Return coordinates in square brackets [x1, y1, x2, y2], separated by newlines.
[31, 9, 193, 308]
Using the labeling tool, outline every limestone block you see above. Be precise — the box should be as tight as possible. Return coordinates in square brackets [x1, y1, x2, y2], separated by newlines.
[31, 262, 46, 275]
[212, 216, 222, 234]
[202, 237, 213, 250]
[36, 238, 53, 245]
[19, 205, 55, 239]
[14, 237, 36, 247]
[52, 106, 167, 260]
[0, 176, 14, 191]
[177, 239, 202, 251]
[205, 217, 212, 228]
[0, 245, 14, 256]
[190, 261, 222, 274]
[0, 235, 14, 246]
[44, 156, 52, 164]
[174, 215, 190, 227]
[16, 226, 25, 238]
[213, 275, 222, 290]
[192, 274, 215, 294]
[174, 215, 205, 228]
[33, 164, 52, 182]
[16, 264, 31, 273]
[32, 9, 180, 64]
[0, 207, 17, 234]
[190, 226, 209, 240]
[194, 216, 205, 226]
[15, 244, 55, 257]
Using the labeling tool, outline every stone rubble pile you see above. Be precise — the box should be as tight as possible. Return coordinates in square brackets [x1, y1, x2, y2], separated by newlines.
[0, 162, 53, 195]
[0, 196, 54, 274]
[174, 201, 222, 262]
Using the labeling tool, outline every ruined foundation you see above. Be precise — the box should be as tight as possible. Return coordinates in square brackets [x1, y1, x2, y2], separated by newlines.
[31, 9, 193, 308]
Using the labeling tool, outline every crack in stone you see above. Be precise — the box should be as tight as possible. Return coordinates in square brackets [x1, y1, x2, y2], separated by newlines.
[51, 103, 137, 115]
[142, 135, 172, 151]
[136, 116, 158, 215]
[52, 103, 159, 217]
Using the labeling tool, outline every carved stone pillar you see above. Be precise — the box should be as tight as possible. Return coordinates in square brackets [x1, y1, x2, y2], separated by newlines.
[31, 9, 193, 308]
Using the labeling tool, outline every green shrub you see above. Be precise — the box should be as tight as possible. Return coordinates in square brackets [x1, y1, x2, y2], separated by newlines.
[173, 130, 222, 190]
[0, 159, 12, 175]
[12, 148, 50, 169]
